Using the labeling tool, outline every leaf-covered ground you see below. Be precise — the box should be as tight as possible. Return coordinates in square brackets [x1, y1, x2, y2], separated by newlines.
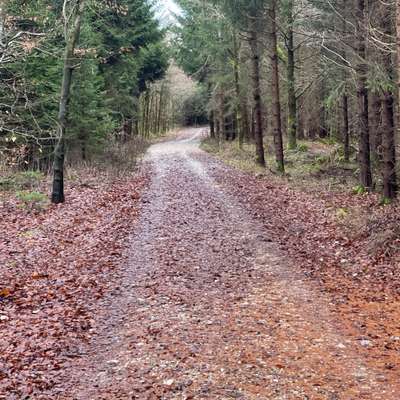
[2, 129, 400, 399]
[199, 152, 400, 394]
[0, 173, 148, 398]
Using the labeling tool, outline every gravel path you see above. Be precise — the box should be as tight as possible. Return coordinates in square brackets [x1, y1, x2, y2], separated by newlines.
[68, 129, 399, 399]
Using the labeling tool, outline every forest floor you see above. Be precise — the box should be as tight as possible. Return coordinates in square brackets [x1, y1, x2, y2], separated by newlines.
[2, 128, 400, 399]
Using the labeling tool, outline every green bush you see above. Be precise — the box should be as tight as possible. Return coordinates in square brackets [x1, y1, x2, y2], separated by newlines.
[0, 176, 14, 190]
[380, 197, 392, 206]
[16, 191, 49, 211]
[297, 143, 309, 152]
[315, 155, 329, 165]
[352, 184, 367, 195]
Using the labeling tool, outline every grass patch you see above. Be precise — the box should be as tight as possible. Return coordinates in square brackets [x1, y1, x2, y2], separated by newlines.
[201, 137, 359, 193]
[200, 138, 266, 175]
[16, 191, 49, 212]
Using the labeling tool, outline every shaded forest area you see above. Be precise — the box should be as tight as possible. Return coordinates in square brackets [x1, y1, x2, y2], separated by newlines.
[171, 0, 400, 308]
[2, 1, 400, 201]
[0, 0, 200, 204]
[174, 0, 400, 201]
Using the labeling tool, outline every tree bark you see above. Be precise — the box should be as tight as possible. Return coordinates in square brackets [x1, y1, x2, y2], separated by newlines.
[369, 93, 382, 161]
[155, 86, 163, 135]
[269, 1, 285, 172]
[214, 110, 220, 138]
[381, 4, 397, 198]
[397, 0, 400, 105]
[249, 28, 265, 166]
[381, 92, 397, 198]
[0, 0, 5, 45]
[238, 42, 250, 142]
[52, 0, 85, 204]
[144, 90, 151, 137]
[232, 33, 244, 147]
[355, 0, 372, 189]
[342, 92, 350, 162]
[209, 110, 215, 138]
[218, 87, 225, 145]
[286, 0, 297, 150]
[341, 0, 350, 162]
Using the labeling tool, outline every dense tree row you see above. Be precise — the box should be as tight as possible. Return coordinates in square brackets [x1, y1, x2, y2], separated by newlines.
[0, 0, 169, 202]
[174, 0, 400, 200]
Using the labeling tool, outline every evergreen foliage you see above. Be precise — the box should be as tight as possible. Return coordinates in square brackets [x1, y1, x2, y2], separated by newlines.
[0, 0, 169, 169]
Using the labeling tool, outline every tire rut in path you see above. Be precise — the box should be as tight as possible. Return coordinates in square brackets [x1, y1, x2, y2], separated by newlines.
[70, 129, 399, 399]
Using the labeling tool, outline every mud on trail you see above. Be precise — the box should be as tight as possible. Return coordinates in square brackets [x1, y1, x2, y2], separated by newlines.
[48, 128, 397, 400]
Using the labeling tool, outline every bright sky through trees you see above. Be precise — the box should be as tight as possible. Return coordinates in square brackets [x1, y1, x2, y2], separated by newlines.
[156, 0, 182, 23]
[164, 0, 181, 15]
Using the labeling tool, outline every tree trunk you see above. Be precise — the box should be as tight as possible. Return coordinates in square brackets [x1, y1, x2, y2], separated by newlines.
[208, 83, 215, 138]
[249, 28, 265, 166]
[155, 86, 163, 135]
[341, 0, 350, 162]
[144, 90, 151, 137]
[214, 111, 220, 138]
[231, 114, 237, 141]
[343, 92, 350, 162]
[80, 131, 87, 161]
[269, 1, 285, 172]
[209, 110, 215, 138]
[319, 79, 328, 138]
[250, 108, 256, 141]
[218, 87, 225, 145]
[381, 92, 397, 198]
[131, 86, 140, 136]
[52, 0, 85, 204]
[238, 43, 250, 142]
[148, 90, 154, 136]
[286, 0, 297, 150]
[381, 5, 397, 198]
[355, 0, 372, 189]
[232, 33, 244, 148]
[0, 0, 5, 45]
[397, 0, 400, 106]
[369, 93, 382, 160]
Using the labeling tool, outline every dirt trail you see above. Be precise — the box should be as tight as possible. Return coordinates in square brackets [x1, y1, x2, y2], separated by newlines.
[67, 129, 399, 399]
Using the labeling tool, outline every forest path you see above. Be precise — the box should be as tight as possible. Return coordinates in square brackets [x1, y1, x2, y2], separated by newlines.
[70, 128, 398, 399]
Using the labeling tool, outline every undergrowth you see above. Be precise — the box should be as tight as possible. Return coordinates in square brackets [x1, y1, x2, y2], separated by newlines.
[202, 136, 400, 260]
[16, 191, 49, 212]
[0, 170, 44, 191]
[201, 137, 359, 193]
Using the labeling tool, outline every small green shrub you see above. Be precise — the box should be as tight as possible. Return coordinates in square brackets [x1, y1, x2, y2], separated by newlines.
[352, 184, 367, 195]
[315, 155, 329, 165]
[380, 197, 392, 206]
[0, 176, 14, 190]
[16, 191, 49, 211]
[297, 143, 308, 152]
